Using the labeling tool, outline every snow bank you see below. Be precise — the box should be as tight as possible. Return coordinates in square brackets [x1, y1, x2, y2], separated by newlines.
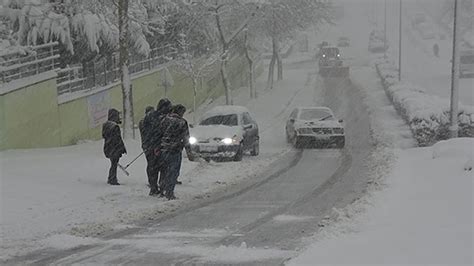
[432, 138, 474, 159]
[375, 57, 474, 146]
[288, 145, 474, 265]
[432, 138, 474, 172]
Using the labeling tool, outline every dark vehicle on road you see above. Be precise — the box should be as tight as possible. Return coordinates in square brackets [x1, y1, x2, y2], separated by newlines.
[318, 46, 349, 77]
[368, 29, 388, 53]
[460, 49, 474, 78]
[337, 36, 350, 47]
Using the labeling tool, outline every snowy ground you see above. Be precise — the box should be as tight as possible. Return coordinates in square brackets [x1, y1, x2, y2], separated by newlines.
[385, 1, 473, 106]
[0, 45, 322, 260]
[2, 1, 472, 264]
[288, 138, 473, 266]
[287, 2, 473, 265]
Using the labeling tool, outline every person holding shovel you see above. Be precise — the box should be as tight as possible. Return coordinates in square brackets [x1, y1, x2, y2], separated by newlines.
[159, 104, 193, 200]
[102, 108, 127, 185]
[144, 98, 172, 196]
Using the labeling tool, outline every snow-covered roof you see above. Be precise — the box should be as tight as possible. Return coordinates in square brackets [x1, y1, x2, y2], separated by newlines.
[296, 106, 333, 113]
[202, 105, 250, 118]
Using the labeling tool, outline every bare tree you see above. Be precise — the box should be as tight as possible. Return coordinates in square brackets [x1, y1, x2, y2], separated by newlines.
[243, 28, 257, 99]
[118, 0, 134, 139]
[256, 0, 332, 89]
[176, 33, 220, 124]
[205, 0, 256, 105]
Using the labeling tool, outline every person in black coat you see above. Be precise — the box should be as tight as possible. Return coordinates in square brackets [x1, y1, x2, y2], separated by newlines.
[102, 108, 127, 185]
[139, 106, 157, 190]
[142, 98, 172, 196]
[160, 104, 192, 200]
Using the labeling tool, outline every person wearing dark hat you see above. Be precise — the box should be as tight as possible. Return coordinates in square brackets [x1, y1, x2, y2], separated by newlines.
[139, 106, 155, 186]
[160, 104, 192, 200]
[143, 98, 172, 196]
[102, 108, 127, 185]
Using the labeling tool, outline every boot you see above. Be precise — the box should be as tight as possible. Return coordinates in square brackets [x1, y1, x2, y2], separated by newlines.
[166, 192, 177, 200]
[149, 186, 159, 196]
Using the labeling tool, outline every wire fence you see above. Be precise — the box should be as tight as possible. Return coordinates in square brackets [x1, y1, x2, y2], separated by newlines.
[0, 42, 60, 84]
[56, 44, 178, 95]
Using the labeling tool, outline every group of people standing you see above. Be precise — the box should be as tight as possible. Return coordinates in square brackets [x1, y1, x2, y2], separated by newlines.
[101, 98, 192, 200]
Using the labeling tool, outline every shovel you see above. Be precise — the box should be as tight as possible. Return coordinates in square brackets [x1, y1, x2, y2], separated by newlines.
[118, 151, 145, 176]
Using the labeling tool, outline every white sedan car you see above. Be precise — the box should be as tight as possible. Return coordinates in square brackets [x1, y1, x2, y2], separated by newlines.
[285, 107, 345, 148]
[188, 106, 259, 161]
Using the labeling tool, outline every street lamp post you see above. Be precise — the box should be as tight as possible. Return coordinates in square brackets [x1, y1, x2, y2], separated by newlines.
[384, 0, 387, 59]
[449, 0, 461, 139]
[398, 0, 402, 81]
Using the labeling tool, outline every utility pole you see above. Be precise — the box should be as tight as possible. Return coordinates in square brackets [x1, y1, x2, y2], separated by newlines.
[398, 0, 402, 81]
[449, 0, 461, 138]
[384, 0, 387, 59]
[375, 0, 378, 27]
[118, 0, 134, 139]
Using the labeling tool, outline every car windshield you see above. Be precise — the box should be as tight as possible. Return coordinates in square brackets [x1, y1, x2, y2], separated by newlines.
[200, 114, 239, 126]
[321, 48, 339, 57]
[299, 109, 334, 121]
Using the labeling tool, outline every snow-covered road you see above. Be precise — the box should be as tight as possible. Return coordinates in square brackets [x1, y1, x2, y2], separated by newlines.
[6, 53, 382, 264]
[3, 2, 385, 265]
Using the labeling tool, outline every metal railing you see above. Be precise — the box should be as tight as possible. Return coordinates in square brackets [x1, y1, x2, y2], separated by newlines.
[57, 44, 178, 95]
[0, 42, 60, 84]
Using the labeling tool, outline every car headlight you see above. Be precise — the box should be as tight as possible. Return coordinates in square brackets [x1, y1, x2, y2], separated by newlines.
[333, 128, 344, 134]
[189, 136, 197, 145]
[221, 138, 237, 145]
[221, 136, 240, 145]
[222, 138, 233, 145]
[297, 128, 313, 134]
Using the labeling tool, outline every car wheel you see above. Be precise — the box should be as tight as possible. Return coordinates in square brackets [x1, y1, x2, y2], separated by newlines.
[251, 139, 260, 156]
[233, 145, 243, 161]
[292, 134, 301, 149]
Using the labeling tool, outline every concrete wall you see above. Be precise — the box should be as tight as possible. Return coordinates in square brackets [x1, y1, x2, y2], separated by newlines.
[0, 56, 259, 150]
[0, 72, 61, 150]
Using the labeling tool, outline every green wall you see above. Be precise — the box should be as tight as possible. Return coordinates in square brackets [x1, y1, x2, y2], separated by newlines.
[1, 75, 61, 150]
[0, 56, 257, 150]
[0, 93, 5, 150]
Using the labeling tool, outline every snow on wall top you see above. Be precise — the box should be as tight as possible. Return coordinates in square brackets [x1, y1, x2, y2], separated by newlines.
[0, 70, 57, 95]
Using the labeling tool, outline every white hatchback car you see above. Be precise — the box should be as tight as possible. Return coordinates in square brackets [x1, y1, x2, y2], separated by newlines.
[285, 107, 345, 148]
[188, 106, 259, 161]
